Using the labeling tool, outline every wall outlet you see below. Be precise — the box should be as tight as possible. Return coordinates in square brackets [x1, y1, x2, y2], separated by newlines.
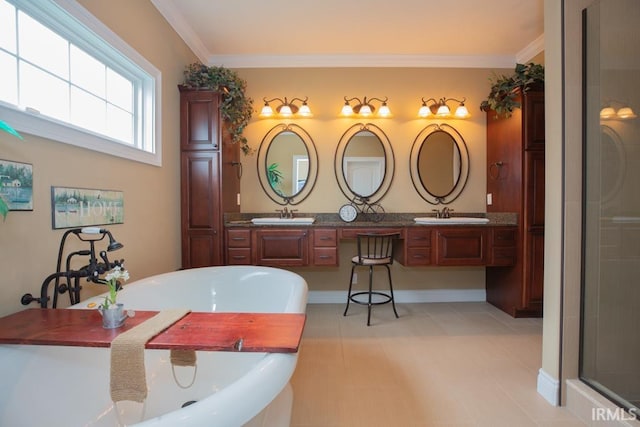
[352, 273, 357, 284]
[237, 193, 241, 206]
[487, 193, 493, 206]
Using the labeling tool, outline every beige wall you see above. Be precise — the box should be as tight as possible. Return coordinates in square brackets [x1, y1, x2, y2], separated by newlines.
[0, 0, 197, 316]
[237, 67, 499, 214]
[236, 67, 510, 291]
[0, 2, 536, 313]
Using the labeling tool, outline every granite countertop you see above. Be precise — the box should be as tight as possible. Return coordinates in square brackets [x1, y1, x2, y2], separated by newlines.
[224, 212, 518, 227]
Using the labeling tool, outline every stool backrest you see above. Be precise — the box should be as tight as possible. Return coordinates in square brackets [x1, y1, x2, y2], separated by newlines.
[355, 233, 400, 265]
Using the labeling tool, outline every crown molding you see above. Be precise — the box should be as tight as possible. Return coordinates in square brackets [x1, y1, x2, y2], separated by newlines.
[150, 0, 210, 63]
[516, 33, 545, 63]
[152, 0, 539, 70]
[207, 53, 518, 69]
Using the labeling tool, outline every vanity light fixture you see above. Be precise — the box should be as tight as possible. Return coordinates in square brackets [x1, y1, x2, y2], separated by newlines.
[418, 97, 470, 119]
[341, 96, 392, 118]
[600, 101, 637, 120]
[259, 96, 312, 118]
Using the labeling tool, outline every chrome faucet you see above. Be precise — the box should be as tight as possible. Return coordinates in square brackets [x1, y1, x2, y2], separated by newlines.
[432, 207, 454, 219]
[276, 207, 297, 219]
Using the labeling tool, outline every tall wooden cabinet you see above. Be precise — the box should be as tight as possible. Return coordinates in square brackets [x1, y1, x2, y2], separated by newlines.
[485, 86, 545, 317]
[180, 87, 240, 268]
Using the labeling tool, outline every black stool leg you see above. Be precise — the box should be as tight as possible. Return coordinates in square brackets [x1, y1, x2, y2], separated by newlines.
[344, 264, 356, 316]
[367, 265, 373, 326]
[385, 264, 399, 318]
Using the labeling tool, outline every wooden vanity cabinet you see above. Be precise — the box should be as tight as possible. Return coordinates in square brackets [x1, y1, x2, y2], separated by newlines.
[224, 228, 337, 267]
[435, 228, 486, 266]
[223, 225, 517, 268]
[311, 228, 339, 266]
[180, 87, 240, 269]
[225, 229, 251, 265]
[399, 228, 432, 266]
[485, 86, 544, 317]
[253, 229, 309, 267]
[488, 227, 518, 266]
[392, 226, 516, 267]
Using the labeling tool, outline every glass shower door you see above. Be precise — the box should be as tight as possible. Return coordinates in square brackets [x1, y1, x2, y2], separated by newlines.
[581, 0, 640, 413]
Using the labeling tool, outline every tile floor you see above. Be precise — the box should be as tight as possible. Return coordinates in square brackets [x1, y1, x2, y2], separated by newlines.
[290, 302, 587, 427]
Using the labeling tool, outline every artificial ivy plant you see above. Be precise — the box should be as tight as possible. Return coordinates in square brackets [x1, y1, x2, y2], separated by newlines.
[480, 62, 545, 118]
[0, 120, 23, 221]
[182, 63, 254, 155]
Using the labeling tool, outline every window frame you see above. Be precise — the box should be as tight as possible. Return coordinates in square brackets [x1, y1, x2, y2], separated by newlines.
[1, 0, 162, 166]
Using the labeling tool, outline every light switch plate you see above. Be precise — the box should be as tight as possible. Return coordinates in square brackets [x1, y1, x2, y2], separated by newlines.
[487, 193, 493, 205]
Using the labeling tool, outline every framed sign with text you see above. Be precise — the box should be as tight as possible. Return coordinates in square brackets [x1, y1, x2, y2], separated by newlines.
[51, 186, 124, 229]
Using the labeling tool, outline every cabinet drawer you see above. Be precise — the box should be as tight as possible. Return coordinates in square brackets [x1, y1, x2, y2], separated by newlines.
[227, 229, 251, 247]
[314, 229, 337, 247]
[406, 228, 432, 247]
[406, 247, 432, 266]
[490, 247, 516, 266]
[339, 228, 404, 239]
[492, 228, 517, 247]
[227, 248, 251, 265]
[313, 247, 338, 266]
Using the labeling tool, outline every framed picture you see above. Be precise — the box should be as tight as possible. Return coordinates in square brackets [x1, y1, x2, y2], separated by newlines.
[0, 159, 33, 211]
[51, 186, 124, 229]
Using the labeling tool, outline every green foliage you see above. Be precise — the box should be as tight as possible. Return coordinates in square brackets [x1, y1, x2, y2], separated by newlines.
[182, 63, 254, 155]
[0, 120, 22, 221]
[0, 196, 7, 221]
[267, 163, 284, 196]
[0, 120, 23, 140]
[480, 63, 545, 118]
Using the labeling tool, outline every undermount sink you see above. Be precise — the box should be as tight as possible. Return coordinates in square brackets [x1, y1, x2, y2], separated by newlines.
[251, 217, 316, 225]
[414, 217, 490, 225]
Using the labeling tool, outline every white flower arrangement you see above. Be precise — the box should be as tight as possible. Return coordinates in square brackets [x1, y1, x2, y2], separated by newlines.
[100, 265, 129, 309]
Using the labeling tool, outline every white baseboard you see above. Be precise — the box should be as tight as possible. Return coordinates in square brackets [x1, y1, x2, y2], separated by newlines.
[537, 368, 560, 406]
[308, 289, 486, 304]
[566, 379, 640, 426]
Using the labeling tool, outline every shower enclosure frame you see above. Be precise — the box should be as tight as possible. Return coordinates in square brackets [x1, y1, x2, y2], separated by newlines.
[579, 0, 640, 415]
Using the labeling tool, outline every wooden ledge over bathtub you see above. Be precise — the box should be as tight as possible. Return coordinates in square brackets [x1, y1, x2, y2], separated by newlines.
[0, 309, 306, 353]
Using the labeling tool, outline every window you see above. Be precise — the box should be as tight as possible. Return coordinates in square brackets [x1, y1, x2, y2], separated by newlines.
[0, 0, 161, 166]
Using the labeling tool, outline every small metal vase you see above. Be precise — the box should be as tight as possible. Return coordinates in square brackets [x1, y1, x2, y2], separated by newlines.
[99, 303, 127, 329]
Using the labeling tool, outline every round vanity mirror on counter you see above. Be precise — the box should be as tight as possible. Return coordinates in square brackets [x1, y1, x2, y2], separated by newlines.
[410, 123, 469, 205]
[257, 123, 318, 205]
[334, 123, 394, 204]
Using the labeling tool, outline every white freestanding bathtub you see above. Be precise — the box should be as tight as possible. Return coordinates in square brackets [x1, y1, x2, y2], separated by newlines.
[0, 266, 308, 427]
